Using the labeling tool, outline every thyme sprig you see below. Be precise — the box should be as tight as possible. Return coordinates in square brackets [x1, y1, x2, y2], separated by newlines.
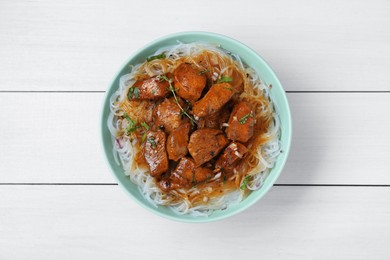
[157, 75, 198, 126]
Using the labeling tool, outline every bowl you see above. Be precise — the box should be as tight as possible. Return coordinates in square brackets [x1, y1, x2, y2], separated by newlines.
[101, 31, 292, 222]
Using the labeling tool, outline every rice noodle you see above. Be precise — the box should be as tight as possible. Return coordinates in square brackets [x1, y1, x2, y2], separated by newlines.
[107, 42, 281, 216]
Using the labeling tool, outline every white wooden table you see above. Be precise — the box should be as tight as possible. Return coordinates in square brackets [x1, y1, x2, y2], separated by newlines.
[1, 0, 390, 259]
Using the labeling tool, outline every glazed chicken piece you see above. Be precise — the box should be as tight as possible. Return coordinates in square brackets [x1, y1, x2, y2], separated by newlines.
[197, 105, 230, 129]
[192, 83, 234, 118]
[230, 68, 244, 93]
[153, 97, 186, 133]
[194, 167, 214, 182]
[158, 157, 213, 191]
[173, 63, 207, 101]
[226, 101, 255, 143]
[188, 128, 229, 166]
[172, 158, 213, 184]
[166, 121, 191, 161]
[143, 130, 168, 177]
[129, 75, 171, 100]
[215, 142, 248, 174]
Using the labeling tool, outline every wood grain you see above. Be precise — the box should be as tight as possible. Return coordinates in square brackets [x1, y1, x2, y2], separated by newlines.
[0, 0, 389, 91]
[0, 185, 389, 259]
[1, 92, 389, 184]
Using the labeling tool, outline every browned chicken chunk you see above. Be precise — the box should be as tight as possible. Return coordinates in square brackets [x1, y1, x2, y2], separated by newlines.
[173, 63, 207, 101]
[188, 129, 229, 166]
[169, 170, 190, 188]
[226, 101, 254, 143]
[197, 105, 230, 129]
[230, 68, 244, 93]
[216, 142, 248, 174]
[169, 157, 194, 186]
[166, 121, 191, 161]
[143, 130, 168, 177]
[192, 83, 234, 118]
[158, 157, 214, 191]
[129, 75, 170, 100]
[153, 97, 185, 133]
[193, 167, 213, 183]
[171, 157, 213, 185]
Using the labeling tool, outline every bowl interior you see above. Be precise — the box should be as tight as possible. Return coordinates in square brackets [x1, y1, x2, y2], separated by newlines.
[101, 32, 292, 222]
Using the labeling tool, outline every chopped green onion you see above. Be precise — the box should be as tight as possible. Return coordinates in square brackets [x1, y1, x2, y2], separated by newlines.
[141, 132, 148, 143]
[147, 137, 157, 148]
[147, 53, 166, 62]
[240, 176, 251, 190]
[127, 86, 140, 99]
[133, 87, 139, 99]
[217, 75, 233, 83]
[239, 112, 253, 124]
[123, 113, 139, 134]
[127, 87, 134, 99]
[126, 122, 138, 134]
[198, 69, 209, 75]
[141, 122, 149, 131]
[123, 113, 131, 121]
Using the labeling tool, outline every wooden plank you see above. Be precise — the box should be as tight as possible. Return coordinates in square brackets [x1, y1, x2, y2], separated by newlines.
[0, 0, 389, 91]
[0, 93, 107, 183]
[0, 185, 389, 259]
[1, 93, 389, 184]
[279, 93, 390, 184]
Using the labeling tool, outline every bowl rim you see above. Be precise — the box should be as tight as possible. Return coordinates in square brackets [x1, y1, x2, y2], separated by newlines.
[101, 31, 292, 223]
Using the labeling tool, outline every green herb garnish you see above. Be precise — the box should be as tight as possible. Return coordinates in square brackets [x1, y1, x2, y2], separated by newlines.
[157, 75, 170, 82]
[139, 122, 149, 142]
[223, 86, 234, 91]
[133, 87, 139, 99]
[198, 69, 209, 75]
[238, 112, 254, 124]
[217, 75, 233, 83]
[141, 132, 148, 143]
[123, 113, 139, 134]
[147, 53, 166, 62]
[127, 86, 139, 99]
[191, 172, 195, 184]
[240, 176, 251, 190]
[157, 75, 198, 126]
[123, 113, 131, 121]
[147, 137, 157, 148]
[127, 87, 134, 99]
[141, 122, 149, 131]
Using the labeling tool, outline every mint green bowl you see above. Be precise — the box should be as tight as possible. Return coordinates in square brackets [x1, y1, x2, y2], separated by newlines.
[101, 31, 292, 222]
